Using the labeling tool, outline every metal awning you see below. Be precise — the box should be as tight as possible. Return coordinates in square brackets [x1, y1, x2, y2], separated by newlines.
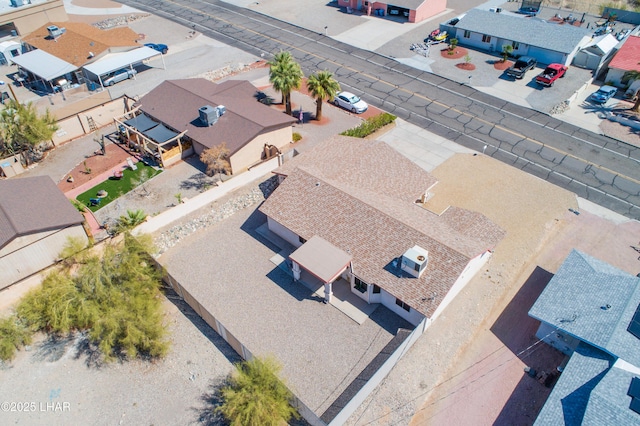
[11, 49, 77, 82]
[83, 46, 160, 77]
[290, 235, 352, 283]
[143, 123, 178, 144]
[124, 114, 158, 132]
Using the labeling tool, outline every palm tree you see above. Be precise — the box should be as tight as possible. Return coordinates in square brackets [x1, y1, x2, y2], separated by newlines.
[306, 71, 341, 121]
[621, 70, 640, 112]
[268, 51, 303, 115]
[501, 45, 513, 63]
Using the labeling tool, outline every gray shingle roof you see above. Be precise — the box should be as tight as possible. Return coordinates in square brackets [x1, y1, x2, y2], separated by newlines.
[260, 136, 505, 317]
[455, 9, 591, 54]
[138, 79, 296, 155]
[0, 176, 84, 249]
[529, 249, 640, 366]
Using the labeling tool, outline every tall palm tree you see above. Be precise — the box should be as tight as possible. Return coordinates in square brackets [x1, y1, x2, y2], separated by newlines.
[621, 70, 640, 112]
[268, 51, 303, 115]
[306, 70, 341, 121]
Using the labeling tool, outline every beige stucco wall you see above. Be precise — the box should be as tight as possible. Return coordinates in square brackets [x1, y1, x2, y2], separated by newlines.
[413, 0, 447, 23]
[0, 224, 87, 289]
[229, 126, 292, 173]
[1, 0, 68, 36]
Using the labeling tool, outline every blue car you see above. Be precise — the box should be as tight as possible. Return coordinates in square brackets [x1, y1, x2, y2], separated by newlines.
[590, 86, 617, 104]
[144, 43, 168, 54]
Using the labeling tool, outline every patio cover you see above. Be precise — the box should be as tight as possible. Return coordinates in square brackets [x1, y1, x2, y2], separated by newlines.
[124, 114, 158, 132]
[290, 235, 352, 283]
[142, 123, 178, 144]
[83, 46, 159, 77]
[11, 50, 77, 82]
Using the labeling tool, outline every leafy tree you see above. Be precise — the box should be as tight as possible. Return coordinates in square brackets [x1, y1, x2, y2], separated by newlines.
[0, 316, 32, 361]
[268, 51, 304, 115]
[501, 45, 513, 62]
[200, 143, 231, 179]
[0, 100, 58, 166]
[621, 70, 640, 112]
[449, 38, 458, 51]
[16, 234, 168, 362]
[115, 209, 147, 234]
[306, 70, 341, 121]
[217, 356, 299, 426]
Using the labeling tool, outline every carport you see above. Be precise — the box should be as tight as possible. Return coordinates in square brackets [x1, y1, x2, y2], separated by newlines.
[11, 49, 78, 92]
[83, 46, 165, 89]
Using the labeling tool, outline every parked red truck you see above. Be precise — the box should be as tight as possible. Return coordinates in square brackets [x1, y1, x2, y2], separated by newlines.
[535, 64, 568, 87]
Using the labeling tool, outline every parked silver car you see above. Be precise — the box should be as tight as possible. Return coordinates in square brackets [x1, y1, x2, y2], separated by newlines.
[103, 68, 137, 86]
[332, 91, 368, 114]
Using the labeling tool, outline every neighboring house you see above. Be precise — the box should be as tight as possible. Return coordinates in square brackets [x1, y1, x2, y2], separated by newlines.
[528, 250, 640, 424]
[337, 0, 446, 23]
[0, 0, 67, 36]
[115, 79, 296, 170]
[573, 33, 619, 72]
[443, 9, 592, 66]
[13, 22, 142, 92]
[0, 176, 87, 289]
[259, 136, 505, 326]
[0, 40, 22, 65]
[605, 35, 640, 87]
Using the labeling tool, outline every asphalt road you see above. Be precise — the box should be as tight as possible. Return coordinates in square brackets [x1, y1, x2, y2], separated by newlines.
[122, 0, 640, 219]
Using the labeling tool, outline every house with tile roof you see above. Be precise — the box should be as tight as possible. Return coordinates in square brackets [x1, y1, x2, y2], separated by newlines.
[13, 21, 141, 92]
[259, 136, 505, 325]
[443, 9, 592, 66]
[605, 35, 640, 86]
[0, 175, 87, 289]
[528, 250, 640, 424]
[115, 78, 297, 170]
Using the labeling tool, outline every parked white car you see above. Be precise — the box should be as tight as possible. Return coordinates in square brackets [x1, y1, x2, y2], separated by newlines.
[103, 68, 137, 86]
[332, 91, 368, 113]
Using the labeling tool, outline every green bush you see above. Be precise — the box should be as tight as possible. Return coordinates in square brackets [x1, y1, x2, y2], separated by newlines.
[292, 132, 302, 142]
[17, 234, 169, 362]
[0, 316, 32, 361]
[340, 112, 397, 138]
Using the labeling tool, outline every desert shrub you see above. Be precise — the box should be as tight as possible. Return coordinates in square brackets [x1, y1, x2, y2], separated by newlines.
[292, 132, 302, 142]
[0, 316, 32, 361]
[17, 234, 168, 362]
[340, 113, 397, 138]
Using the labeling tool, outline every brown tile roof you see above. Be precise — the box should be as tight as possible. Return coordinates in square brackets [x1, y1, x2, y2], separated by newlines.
[23, 22, 139, 67]
[137, 79, 296, 155]
[260, 137, 505, 317]
[0, 176, 84, 250]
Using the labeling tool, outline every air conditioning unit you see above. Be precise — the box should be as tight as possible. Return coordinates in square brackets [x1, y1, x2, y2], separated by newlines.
[10, 0, 24, 7]
[199, 105, 219, 126]
[400, 245, 429, 278]
[47, 25, 66, 39]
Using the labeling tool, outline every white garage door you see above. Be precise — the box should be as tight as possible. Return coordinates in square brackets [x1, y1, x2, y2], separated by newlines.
[527, 47, 565, 66]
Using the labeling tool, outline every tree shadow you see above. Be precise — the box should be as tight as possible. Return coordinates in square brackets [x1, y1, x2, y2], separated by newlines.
[194, 377, 228, 425]
[179, 172, 218, 192]
[31, 334, 76, 363]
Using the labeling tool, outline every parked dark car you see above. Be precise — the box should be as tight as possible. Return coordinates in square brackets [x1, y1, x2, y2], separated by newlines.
[590, 86, 617, 104]
[144, 43, 169, 54]
[506, 56, 537, 79]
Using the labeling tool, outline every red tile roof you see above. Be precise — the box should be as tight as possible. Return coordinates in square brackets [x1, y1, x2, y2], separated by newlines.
[138, 79, 296, 155]
[23, 22, 139, 67]
[260, 136, 505, 317]
[609, 35, 640, 72]
[0, 176, 84, 249]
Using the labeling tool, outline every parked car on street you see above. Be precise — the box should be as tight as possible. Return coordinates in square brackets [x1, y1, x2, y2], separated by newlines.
[535, 64, 568, 87]
[590, 85, 617, 104]
[144, 43, 169, 54]
[332, 91, 368, 113]
[506, 56, 537, 79]
[103, 68, 137, 86]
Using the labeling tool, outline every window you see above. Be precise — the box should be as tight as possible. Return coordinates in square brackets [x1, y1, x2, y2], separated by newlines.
[373, 284, 381, 294]
[463, 30, 470, 39]
[482, 34, 491, 43]
[299, 236, 306, 244]
[512, 41, 520, 49]
[395, 298, 411, 312]
[354, 277, 367, 293]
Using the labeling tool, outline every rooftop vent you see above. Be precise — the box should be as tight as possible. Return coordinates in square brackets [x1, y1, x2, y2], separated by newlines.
[10, 0, 24, 7]
[47, 25, 66, 40]
[401, 245, 429, 278]
[199, 105, 219, 126]
[216, 105, 226, 116]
